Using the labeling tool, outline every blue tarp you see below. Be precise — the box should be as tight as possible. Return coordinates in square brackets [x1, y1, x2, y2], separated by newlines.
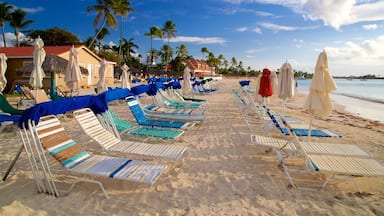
[18, 95, 108, 128]
[97, 88, 133, 103]
[239, 80, 250, 87]
[0, 114, 20, 123]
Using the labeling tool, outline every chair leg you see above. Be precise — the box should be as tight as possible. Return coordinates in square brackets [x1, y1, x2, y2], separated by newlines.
[63, 178, 109, 199]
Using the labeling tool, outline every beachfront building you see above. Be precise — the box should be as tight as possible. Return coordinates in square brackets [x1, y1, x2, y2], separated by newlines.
[184, 59, 215, 77]
[0, 45, 115, 93]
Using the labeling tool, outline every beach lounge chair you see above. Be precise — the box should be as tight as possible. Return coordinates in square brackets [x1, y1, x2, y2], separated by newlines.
[0, 113, 20, 133]
[78, 108, 184, 140]
[143, 104, 205, 122]
[0, 93, 23, 115]
[155, 89, 204, 109]
[126, 96, 196, 130]
[280, 144, 384, 192]
[19, 114, 168, 198]
[250, 134, 372, 158]
[171, 89, 206, 102]
[265, 109, 343, 138]
[73, 108, 187, 161]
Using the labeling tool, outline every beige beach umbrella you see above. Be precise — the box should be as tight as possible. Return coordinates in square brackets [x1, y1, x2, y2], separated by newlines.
[0, 53, 7, 92]
[120, 63, 131, 89]
[304, 50, 337, 140]
[29, 37, 46, 89]
[182, 67, 192, 96]
[97, 59, 107, 93]
[65, 46, 82, 95]
[271, 70, 279, 95]
[278, 62, 295, 113]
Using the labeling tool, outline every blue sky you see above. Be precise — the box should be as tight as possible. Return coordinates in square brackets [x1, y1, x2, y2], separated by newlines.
[3, 0, 384, 76]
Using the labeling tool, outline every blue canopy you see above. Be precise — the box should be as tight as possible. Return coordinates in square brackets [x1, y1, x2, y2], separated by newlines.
[168, 81, 182, 89]
[18, 95, 108, 128]
[130, 84, 150, 96]
[132, 78, 142, 83]
[239, 80, 250, 87]
[97, 87, 133, 103]
[0, 114, 20, 123]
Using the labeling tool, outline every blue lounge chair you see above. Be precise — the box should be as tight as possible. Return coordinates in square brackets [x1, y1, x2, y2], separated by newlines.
[126, 96, 195, 130]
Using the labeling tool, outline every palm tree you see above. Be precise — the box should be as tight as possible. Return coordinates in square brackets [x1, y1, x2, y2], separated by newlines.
[120, 37, 138, 60]
[96, 27, 110, 53]
[144, 26, 162, 65]
[86, 0, 118, 49]
[201, 47, 209, 60]
[231, 57, 238, 70]
[162, 20, 176, 65]
[0, 3, 13, 47]
[9, 8, 34, 47]
[112, 0, 134, 58]
[160, 44, 173, 65]
[176, 44, 189, 59]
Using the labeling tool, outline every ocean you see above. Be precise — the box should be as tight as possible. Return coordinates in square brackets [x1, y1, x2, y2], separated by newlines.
[296, 79, 384, 123]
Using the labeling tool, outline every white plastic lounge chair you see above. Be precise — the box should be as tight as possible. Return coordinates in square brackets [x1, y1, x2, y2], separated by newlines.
[274, 134, 384, 192]
[143, 104, 205, 122]
[251, 134, 372, 158]
[19, 115, 168, 198]
[73, 108, 187, 161]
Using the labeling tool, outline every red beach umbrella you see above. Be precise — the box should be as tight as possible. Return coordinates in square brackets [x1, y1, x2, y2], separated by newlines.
[258, 68, 273, 97]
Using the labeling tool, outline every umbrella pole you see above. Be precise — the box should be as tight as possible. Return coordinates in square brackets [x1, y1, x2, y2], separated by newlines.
[308, 114, 313, 143]
[3, 145, 24, 181]
[283, 98, 286, 115]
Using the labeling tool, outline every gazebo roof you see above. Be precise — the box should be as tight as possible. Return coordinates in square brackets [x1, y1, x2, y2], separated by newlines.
[16, 54, 88, 75]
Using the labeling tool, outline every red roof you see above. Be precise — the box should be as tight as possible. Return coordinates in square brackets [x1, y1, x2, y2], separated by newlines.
[0, 45, 83, 57]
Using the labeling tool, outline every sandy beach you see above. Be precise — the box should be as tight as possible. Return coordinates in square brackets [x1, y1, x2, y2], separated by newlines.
[1, 77, 384, 215]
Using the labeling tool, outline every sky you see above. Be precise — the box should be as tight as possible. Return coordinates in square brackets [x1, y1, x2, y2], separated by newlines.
[2, 0, 384, 77]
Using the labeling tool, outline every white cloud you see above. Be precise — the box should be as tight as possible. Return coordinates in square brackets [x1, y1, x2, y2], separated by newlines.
[14, 6, 44, 13]
[236, 27, 248, 32]
[362, 24, 378, 30]
[252, 27, 263, 34]
[259, 22, 318, 31]
[293, 38, 304, 48]
[222, 0, 384, 29]
[167, 36, 226, 44]
[325, 34, 384, 66]
[0, 32, 27, 47]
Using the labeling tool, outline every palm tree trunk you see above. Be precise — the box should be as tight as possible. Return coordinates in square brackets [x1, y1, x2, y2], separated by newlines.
[2, 23, 6, 47]
[88, 18, 106, 49]
[118, 16, 123, 60]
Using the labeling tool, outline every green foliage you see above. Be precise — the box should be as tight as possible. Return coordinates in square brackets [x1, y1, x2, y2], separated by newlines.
[28, 27, 80, 46]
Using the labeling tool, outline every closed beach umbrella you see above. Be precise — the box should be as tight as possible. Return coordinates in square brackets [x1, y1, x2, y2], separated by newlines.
[278, 62, 295, 99]
[29, 37, 46, 89]
[65, 46, 82, 95]
[304, 50, 336, 117]
[258, 68, 273, 97]
[97, 59, 107, 93]
[304, 50, 337, 140]
[182, 67, 192, 95]
[0, 53, 7, 92]
[270, 70, 279, 95]
[278, 62, 295, 113]
[120, 63, 131, 89]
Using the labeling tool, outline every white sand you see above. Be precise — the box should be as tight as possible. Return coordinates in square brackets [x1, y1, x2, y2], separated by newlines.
[0, 78, 383, 215]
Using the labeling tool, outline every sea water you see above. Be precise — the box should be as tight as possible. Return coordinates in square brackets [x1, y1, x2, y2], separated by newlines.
[296, 79, 384, 123]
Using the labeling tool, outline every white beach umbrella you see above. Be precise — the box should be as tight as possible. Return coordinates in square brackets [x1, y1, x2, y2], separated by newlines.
[304, 50, 337, 140]
[182, 67, 192, 95]
[278, 62, 295, 113]
[97, 59, 107, 93]
[120, 63, 131, 89]
[29, 37, 46, 89]
[271, 70, 279, 95]
[0, 53, 7, 92]
[65, 46, 82, 95]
